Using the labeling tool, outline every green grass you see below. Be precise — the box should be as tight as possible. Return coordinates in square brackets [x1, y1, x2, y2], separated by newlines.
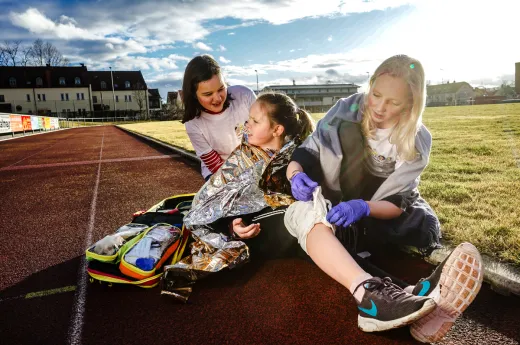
[121, 103, 520, 266]
[120, 121, 195, 152]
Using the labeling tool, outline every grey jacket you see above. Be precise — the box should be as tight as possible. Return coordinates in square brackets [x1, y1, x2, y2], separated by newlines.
[297, 93, 432, 201]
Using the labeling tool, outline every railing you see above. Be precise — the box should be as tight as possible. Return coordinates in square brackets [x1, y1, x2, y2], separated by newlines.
[59, 116, 141, 128]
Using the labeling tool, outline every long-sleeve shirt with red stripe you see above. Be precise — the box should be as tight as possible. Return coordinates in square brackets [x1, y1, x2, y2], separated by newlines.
[200, 150, 224, 174]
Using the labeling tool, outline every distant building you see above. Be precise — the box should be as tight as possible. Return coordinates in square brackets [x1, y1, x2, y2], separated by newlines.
[89, 70, 148, 115]
[515, 62, 520, 95]
[263, 82, 360, 113]
[426, 82, 475, 106]
[473, 87, 506, 105]
[167, 90, 183, 109]
[148, 88, 161, 110]
[0, 65, 149, 117]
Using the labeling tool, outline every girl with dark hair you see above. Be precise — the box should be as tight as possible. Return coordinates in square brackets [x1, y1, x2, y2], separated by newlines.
[181, 54, 256, 180]
[184, 91, 315, 259]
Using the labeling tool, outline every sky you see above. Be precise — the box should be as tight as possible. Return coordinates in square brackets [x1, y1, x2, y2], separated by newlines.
[1, 0, 519, 99]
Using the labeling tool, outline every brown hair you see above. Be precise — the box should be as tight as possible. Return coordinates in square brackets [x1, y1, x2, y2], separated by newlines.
[256, 91, 315, 143]
[181, 54, 233, 123]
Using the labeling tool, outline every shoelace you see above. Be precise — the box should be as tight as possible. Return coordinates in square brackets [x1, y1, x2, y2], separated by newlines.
[354, 277, 407, 300]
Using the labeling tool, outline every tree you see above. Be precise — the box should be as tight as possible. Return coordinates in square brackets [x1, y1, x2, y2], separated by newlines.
[1, 40, 21, 66]
[496, 82, 516, 98]
[133, 82, 147, 119]
[30, 39, 45, 66]
[19, 46, 33, 66]
[42, 41, 68, 66]
[0, 39, 69, 66]
[163, 102, 184, 120]
[0, 50, 7, 66]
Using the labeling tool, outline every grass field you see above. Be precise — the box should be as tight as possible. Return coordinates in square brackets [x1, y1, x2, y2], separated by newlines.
[120, 103, 520, 266]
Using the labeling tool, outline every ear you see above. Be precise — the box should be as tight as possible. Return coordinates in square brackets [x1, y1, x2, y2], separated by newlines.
[273, 124, 285, 137]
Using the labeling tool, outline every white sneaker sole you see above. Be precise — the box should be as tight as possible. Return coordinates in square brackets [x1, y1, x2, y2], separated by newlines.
[410, 242, 484, 343]
[358, 298, 436, 332]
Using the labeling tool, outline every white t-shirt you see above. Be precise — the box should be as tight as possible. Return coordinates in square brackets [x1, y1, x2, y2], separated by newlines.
[184, 85, 256, 178]
[364, 126, 404, 178]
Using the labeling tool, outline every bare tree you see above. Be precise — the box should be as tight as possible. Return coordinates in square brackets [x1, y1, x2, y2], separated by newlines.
[19, 46, 33, 66]
[0, 50, 7, 66]
[0, 39, 69, 67]
[163, 102, 183, 120]
[133, 82, 147, 119]
[43, 42, 68, 66]
[30, 39, 45, 66]
[1, 40, 21, 66]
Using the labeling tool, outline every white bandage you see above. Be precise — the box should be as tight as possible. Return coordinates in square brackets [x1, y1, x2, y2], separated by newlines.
[284, 187, 333, 253]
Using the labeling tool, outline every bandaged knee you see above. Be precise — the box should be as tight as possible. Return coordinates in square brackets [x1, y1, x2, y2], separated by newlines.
[284, 187, 333, 253]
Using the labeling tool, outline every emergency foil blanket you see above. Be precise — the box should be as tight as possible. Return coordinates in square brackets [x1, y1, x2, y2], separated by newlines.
[183, 138, 298, 227]
[160, 227, 249, 302]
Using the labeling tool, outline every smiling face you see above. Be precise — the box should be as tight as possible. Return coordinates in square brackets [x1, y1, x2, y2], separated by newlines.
[195, 73, 227, 113]
[246, 101, 284, 150]
[367, 74, 412, 129]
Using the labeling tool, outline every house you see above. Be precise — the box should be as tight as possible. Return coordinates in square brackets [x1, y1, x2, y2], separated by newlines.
[426, 81, 475, 106]
[88, 70, 148, 115]
[263, 82, 359, 113]
[0, 65, 149, 117]
[0, 65, 90, 115]
[148, 88, 161, 110]
[515, 62, 520, 95]
[472, 87, 506, 104]
[167, 90, 183, 109]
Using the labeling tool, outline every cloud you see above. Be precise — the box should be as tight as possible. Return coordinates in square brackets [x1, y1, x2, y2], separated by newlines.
[9, 1, 414, 47]
[218, 45, 227, 51]
[9, 7, 98, 40]
[219, 56, 231, 64]
[313, 63, 343, 68]
[5, 0, 517, 92]
[193, 42, 212, 51]
[327, 35, 332, 41]
[222, 52, 379, 77]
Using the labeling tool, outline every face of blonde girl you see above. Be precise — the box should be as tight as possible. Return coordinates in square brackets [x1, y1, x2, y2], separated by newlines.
[196, 74, 227, 113]
[367, 74, 412, 129]
[246, 102, 282, 149]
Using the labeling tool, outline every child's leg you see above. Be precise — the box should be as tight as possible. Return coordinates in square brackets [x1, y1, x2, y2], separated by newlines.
[284, 194, 436, 332]
[306, 222, 370, 301]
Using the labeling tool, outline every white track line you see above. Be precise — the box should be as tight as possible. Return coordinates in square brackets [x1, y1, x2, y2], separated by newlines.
[3, 134, 72, 169]
[67, 130, 105, 345]
[0, 154, 178, 172]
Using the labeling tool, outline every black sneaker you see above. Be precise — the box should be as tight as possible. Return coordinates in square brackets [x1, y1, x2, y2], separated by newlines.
[354, 277, 436, 332]
[410, 242, 483, 343]
[411, 252, 451, 298]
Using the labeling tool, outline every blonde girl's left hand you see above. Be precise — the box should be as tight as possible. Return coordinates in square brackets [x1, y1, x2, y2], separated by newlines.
[232, 218, 261, 239]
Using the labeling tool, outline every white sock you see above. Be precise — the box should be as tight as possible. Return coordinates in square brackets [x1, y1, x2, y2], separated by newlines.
[404, 285, 415, 294]
[348, 272, 373, 303]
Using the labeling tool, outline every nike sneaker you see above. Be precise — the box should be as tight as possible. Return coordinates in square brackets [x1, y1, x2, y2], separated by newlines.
[354, 277, 436, 332]
[410, 242, 483, 343]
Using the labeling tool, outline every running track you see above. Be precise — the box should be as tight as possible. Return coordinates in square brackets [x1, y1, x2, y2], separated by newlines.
[0, 126, 518, 345]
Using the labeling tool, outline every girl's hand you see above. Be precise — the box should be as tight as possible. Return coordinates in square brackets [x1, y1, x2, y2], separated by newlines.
[232, 218, 261, 239]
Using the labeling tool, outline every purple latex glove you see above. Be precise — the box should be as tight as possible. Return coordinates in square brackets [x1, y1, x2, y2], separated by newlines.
[290, 172, 318, 201]
[326, 199, 370, 227]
